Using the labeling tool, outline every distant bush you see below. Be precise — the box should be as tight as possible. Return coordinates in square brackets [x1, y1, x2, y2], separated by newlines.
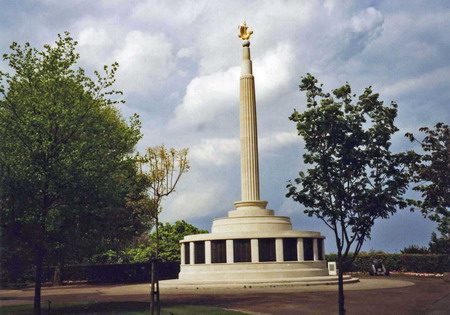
[326, 253, 449, 273]
[400, 245, 430, 254]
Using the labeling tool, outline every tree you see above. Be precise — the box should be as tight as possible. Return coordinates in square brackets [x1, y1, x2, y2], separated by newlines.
[139, 146, 189, 315]
[429, 232, 450, 254]
[287, 74, 412, 315]
[123, 220, 208, 263]
[49, 170, 156, 285]
[405, 123, 450, 237]
[0, 33, 143, 314]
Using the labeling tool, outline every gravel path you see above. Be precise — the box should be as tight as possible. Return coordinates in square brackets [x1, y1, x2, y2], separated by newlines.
[1, 276, 448, 314]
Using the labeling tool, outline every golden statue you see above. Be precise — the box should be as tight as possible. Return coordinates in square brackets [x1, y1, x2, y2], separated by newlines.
[238, 21, 253, 40]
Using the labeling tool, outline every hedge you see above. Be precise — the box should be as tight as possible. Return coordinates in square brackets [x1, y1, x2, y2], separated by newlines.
[1, 262, 180, 287]
[43, 262, 180, 283]
[326, 253, 450, 273]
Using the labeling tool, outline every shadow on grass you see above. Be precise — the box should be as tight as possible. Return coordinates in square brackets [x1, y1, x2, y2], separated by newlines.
[1, 301, 247, 314]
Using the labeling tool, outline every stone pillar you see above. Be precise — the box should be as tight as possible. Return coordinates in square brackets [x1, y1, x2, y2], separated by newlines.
[313, 239, 319, 261]
[181, 243, 185, 265]
[276, 238, 284, 262]
[205, 241, 211, 264]
[239, 40, 260, 202]
[321, 239, 326, 260]
[251, 239, 259, 263]
[226, 239, 234, 263]
[297, 238, 304, 261]
[190, 242, 195, 265]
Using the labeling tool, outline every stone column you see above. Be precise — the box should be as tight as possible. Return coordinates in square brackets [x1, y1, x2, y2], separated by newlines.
[239, 40, 260, 202]
[181, 243, 185, 265]
[276, 238, 284, 262]
[205, 241, 211, 264]
[321, 239, 326, 260]
[297, 238, 304, 261]
[230, 35, 273, 217]
[190, 242, 195, 265]
[313, 239, 319, 261]
[251, 239, 259, 263]
[226, 239, 234, 263]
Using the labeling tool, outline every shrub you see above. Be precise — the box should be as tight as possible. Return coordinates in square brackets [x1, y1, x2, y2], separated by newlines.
[326, 253, 449, 273]
[400, 245, 430, 254]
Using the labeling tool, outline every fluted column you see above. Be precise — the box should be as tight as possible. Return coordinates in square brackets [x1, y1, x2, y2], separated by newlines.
[239, 40, 260, 201]
[229, 37, 274, 217]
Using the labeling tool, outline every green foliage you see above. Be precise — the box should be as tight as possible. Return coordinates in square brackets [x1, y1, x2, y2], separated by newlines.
[429, 232, 450, 254]
[405, 123, 450, 236]
[1, 302, 246, 315]
[326, 252, 450, 273]
[123, 220, 208, 263]
[287, 74, 414, 314]
[287, 74, 413, 265]
[0, 33, 152, 293]
[400, 245, 430, 254]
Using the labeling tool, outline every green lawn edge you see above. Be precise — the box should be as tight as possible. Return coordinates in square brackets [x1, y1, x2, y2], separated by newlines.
[0, 302, 248, 314]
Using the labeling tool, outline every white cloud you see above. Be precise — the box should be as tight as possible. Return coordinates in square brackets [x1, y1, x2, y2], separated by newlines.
[170, 65, 239, 130]
[77, 26, 176, 94]
[260, 131, 298, 151]
[189, 131, 298, 167]
[350, 7, 384, 34]
[132, 0, 206, 26]
[113, 30, 175, 94]
[380, 67, 450, 97]
[190, 138, 239, 167]
[170, 43, 294, 130]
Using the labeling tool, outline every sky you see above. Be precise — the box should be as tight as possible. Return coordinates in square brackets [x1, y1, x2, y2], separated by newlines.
[1, 0, 449, 253]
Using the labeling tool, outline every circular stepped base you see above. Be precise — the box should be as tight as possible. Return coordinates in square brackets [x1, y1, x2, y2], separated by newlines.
[160, 275, 359, 290]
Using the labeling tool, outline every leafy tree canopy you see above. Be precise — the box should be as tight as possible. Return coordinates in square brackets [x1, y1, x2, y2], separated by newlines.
[123, 220, 208, 263]
[405, 123, 450, 236]
[287, 74, 414, 314]
[0, 32, 152, 310]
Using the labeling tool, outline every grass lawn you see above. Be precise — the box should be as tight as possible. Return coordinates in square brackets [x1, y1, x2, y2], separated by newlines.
[0, 302, 247, 314]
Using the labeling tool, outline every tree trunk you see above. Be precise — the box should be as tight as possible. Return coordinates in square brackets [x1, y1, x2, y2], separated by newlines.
[52, 261, 62, 286]
[150, 258, 156, 314]
[150, 216, 160, 315]
[337, 254, 345, 315]
[34, 248, 44, 315]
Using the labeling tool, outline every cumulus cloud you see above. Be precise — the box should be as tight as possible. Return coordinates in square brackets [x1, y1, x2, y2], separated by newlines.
[113, 30, 175, 93]
[132, 0, 206, 27]
[170, 43, 294, 131]
[170, 65, 240, 130]
[77, 24, 176, 95]
[189, 131, 298, 168]
[380, 67, 450, 98]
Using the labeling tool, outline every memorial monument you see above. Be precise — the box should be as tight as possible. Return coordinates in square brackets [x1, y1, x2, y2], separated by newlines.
[163, 23, 357, 287]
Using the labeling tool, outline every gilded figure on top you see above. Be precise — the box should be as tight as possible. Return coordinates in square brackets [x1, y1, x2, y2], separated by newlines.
[238, 21, 253, 40]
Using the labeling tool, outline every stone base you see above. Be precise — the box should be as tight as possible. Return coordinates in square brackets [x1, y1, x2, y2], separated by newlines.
[179, 202, 330, 285]
[161, 275, 359, 289]
[179, 261, 329, 281]
[211, 215, 292, 233]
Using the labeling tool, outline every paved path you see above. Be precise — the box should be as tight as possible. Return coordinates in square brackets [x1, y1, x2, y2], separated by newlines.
[1, 277, 448, 314]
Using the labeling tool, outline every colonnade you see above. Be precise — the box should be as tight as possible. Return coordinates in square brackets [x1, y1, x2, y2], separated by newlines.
[181, 237, 325, 265]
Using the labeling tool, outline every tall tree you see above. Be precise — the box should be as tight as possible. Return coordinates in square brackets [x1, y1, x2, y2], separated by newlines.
[405, 123, 450, 237]
[139, 146, 189, 315]
[123, 220, 208, 263]
[287, 74, 412, 315]
[0, 33, 142, 314]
